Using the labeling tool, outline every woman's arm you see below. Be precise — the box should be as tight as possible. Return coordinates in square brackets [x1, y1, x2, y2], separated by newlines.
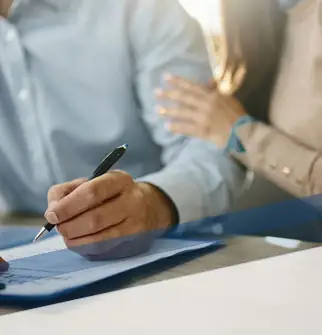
[157, 74, 322, 198]
[234, 121, 322, 197]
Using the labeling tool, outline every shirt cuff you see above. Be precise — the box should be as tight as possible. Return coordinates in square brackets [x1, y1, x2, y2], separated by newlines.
[137, 168, 204, 224]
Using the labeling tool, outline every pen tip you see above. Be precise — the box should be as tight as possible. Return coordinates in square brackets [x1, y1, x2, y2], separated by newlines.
[122, 144, 128, 149]
[33, 227, 47, 243]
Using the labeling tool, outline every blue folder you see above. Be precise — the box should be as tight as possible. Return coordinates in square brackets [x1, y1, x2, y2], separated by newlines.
[0, 226, 224, 302]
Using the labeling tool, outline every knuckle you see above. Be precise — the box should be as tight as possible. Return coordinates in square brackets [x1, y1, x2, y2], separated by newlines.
[113, 170, 133, 186]
[84, 183, 100, 203]
[47, 184, 60, 198]
[56, 207, 69, 223]
[74, 177, 87, 184]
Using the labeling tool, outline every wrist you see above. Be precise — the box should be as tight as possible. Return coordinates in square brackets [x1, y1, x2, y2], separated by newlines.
[138, 182, 178, 230]
[218, 99, 248, 147]
[225, 115, 255, 154]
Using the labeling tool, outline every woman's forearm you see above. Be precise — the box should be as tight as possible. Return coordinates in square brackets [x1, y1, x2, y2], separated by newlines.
[233, 121, 322, 197]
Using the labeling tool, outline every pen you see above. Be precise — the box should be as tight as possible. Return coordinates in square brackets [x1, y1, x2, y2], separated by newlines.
[33, 144, 128, 243]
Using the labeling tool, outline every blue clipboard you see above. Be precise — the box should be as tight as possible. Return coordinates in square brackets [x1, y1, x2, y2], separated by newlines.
[0, 227, 224, 303]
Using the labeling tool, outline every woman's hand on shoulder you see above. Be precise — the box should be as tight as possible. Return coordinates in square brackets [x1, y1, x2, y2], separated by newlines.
[155, 73, 247, 147]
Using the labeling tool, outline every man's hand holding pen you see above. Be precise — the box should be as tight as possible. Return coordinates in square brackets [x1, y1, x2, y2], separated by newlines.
[44, 171, 175, 260]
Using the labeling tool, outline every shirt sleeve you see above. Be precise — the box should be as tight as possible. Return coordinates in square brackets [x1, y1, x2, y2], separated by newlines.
[129, 0, 245, 223]
[234, 121, 322, 197]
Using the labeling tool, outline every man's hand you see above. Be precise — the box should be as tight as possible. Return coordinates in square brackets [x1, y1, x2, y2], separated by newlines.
[45, 171, 175, 260]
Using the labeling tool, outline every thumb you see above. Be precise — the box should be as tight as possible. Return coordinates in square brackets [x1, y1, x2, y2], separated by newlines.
[47, 178, 87, 209]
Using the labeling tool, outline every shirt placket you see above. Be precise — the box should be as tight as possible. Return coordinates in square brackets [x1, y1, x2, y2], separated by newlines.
[0, 19, 51, 190]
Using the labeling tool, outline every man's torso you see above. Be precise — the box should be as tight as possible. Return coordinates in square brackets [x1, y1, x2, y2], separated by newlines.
[0, 0, 164, 211]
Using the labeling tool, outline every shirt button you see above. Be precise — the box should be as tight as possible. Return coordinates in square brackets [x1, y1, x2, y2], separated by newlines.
[5, 29, 16, 42]
[268, 161, 277, 169]
[295, 178, 303, 185]
[282, 167, 291, 176]
[18, 88, 29, 101]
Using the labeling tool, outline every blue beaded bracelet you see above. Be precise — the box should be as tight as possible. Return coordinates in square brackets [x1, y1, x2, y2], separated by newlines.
[224, 115, 255, 154]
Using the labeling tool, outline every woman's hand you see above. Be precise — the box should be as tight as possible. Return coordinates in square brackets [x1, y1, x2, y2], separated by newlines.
[155, 74, 247, 148]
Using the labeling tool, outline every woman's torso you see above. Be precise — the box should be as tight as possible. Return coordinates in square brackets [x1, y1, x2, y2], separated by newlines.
[270, 0, 322, 151]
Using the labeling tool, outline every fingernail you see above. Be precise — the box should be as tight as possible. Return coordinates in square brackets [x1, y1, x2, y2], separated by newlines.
[0, 257, 9, 272]
[45, 211, 59, 224]
[157, 106, 167, 115]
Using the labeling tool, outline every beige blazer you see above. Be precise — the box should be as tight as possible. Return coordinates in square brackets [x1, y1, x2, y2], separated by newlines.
[235, 0, 322, 197]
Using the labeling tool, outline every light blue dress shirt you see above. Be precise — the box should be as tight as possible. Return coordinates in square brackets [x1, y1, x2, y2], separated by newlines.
[0, 0, 244, 224]
[279, 0, 303, 10]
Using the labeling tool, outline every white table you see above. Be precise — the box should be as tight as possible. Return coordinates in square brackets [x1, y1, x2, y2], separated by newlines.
[1, 246, 321, 335]
[0, 215, 320, 319]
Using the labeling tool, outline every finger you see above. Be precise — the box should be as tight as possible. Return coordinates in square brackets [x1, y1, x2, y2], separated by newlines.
[65, 219, 163, 260]
[47, 178, 87, 207]
[160, 104, 212, 136]
[45, 170, 133, 224]
[57, 193, 129, 240]
[158, 106, 201, 125]
[64, 218, 141, 249]
[167, 121, 209, 140]
[164, 73, 210, 97]
[155, 88, 208, 110]
[208, 79, 218, 90]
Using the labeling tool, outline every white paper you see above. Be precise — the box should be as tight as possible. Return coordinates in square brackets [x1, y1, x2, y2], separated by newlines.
[265, 236, 301, 249]
[2, 235, 66, 261]
[0, 236, 219, 298]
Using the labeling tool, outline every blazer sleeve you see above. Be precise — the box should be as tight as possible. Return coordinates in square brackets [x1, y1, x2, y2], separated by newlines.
[232, 121, 322, 197]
